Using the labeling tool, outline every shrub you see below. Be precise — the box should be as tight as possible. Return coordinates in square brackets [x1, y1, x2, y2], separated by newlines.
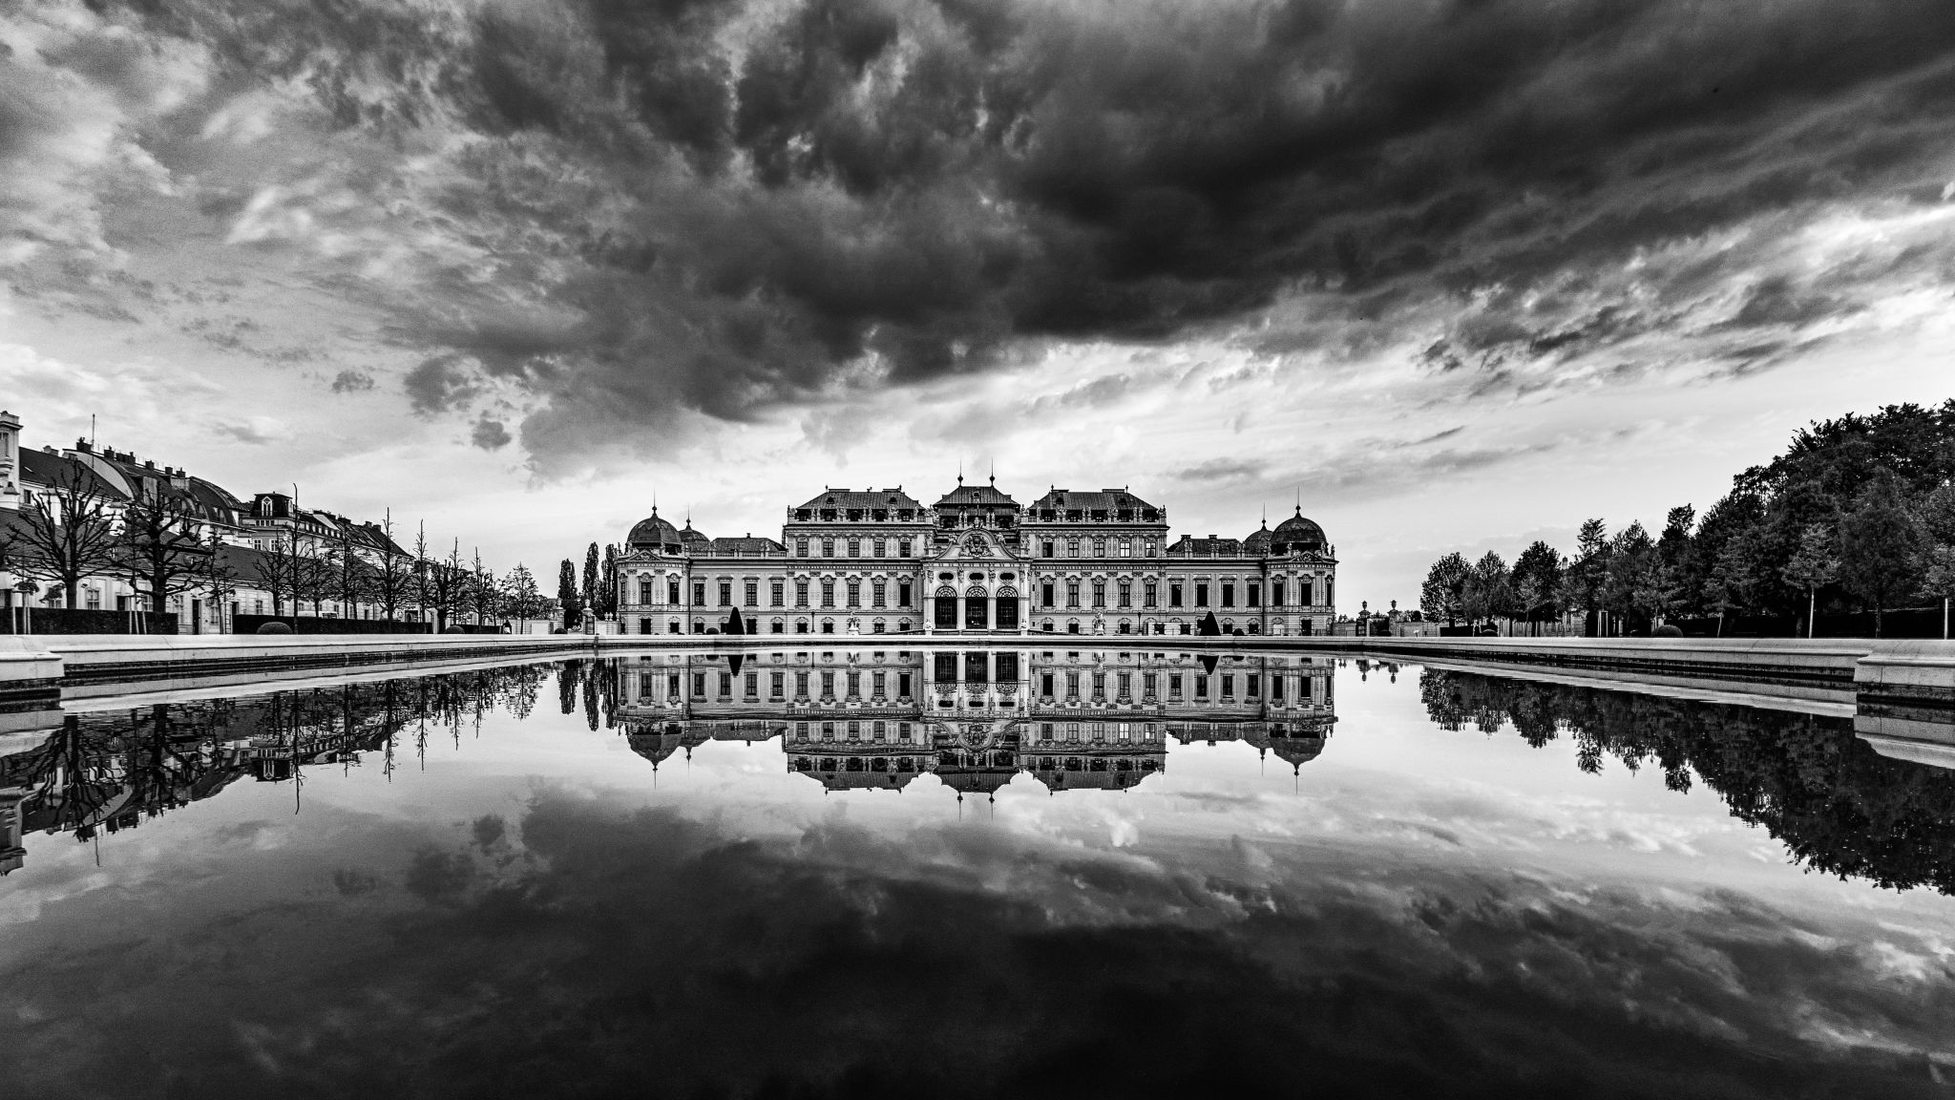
[256, 621, 293, 635]
[1653, 624, 1684, 637]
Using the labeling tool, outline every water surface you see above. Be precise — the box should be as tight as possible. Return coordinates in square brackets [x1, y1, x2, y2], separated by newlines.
[2, 647, 1952, 1098]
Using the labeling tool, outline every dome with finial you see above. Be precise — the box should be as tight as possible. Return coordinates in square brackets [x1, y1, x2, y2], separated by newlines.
[1271, 507, 1327, 555]
[1244, 520, 1273, 556]
[678, 521, 711, 552]
[627, 509, 683, 553]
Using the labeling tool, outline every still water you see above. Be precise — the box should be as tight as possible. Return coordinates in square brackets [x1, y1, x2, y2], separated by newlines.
[2, 647, 1953, 1099]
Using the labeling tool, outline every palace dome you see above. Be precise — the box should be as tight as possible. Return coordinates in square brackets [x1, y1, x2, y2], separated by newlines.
[1271, 508, 1327, 554]
[627, 510, 683, 552]
[1244, 522, 1273, 556]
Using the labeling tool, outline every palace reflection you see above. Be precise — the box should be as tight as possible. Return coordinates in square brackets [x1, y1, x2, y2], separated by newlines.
[1418, 667, 1955, 896]
[607, 647, 1339, 796]
[0, 665, 549, 875]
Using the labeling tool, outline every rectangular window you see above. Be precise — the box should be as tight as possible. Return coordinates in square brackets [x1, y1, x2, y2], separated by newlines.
[897, 580, 912, 607]
[693, 582, 706, 605]
[795, 721, 809, 740]
[872, 720, 886, 742]
[1247, 674, 1260, 697]
[847, 539, 860, 557]
[1221, 583, 1234, 608]
[668, 579, 681, 604]
[1065, 671, 1081, 699]
[1196, 583, 1209, 607]
[898, 671, 912, 697]
[1117, 581, 1132, 608]
[1041, 582, 1055, 607]
[1299, 579, 1313, 606]
[770, 672, 785, 699]
[1092, 672, 1106, 697]
[1067, 541, 1079, 558]
[1143, 581, 1157, 608]
[898, 539, 912, 558]
[1272, 579, 1285, 606]
[744, 672, 758, 699]
[1117, 672, 1131, 697]
[1040, 672, 1054, 697]
[795, 671, 809, 699]
[822, 538, 835, 557]
[846, 671, 861, 698]
[1066, 581, 1081, 608]
[873, 671, 886, 696]
[1271, 675, 1285, 701]
[1220, 674, 1234, 699]
[1091, 581, 1106, 608]
[1118, 539, 1131, 557]
[821, 580, 836, 608]
[899, 721, 913, 743]
[1142, 672, 1156, 697]
[872, 580, 886, 608]
[745, 581, 758, 606]
[821, 671, 836, 698]
[718, 672, 732, 698]
[668, 673, 681, 699]
[874, 539, 886, 558]
[1041, 541, 1054, 558]
[719, 582, 733, 606]
[1247, 582, 1260, 608]
[1168, 675, 1182, 701]
[637, 579, 653, 604]
[692, 672, 706, 697]
[1169, 582, 1183, 608]
[846, 580, 861, 608]
[796, 538, 809, 557]
[771, 581, 784, 607]
[1066, 722, 1081, 743]
[1195, 675, 1209, 700]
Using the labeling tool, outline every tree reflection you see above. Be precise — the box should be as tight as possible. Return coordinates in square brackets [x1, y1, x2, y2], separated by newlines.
[0, 664, 553, 874]
[1419, 668, 1955, 893]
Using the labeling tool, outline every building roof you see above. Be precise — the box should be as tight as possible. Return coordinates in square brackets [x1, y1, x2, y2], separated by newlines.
[1167, 535, 1244, 556]
[708, 536, 786, 555]
[791, 488, 926, 512]
[1271, 508, 1328, 553]
[934, 481, 1018, 508]
[627, 511, 683, 551]
[18, 449, 128, 501]
[1244, 522, 1273, 556]
[1025, 488, 1163, 521]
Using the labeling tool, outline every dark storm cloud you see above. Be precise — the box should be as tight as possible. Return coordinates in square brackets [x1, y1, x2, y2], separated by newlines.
[61, 0, 1955, 466]
[469, 416, 512, 450]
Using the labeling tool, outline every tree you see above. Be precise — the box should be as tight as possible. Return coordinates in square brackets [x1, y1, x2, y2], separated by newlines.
[470, 549, 500, 626]
[1920, 484, 1955, 639]
[1461, 551, 1512, 632]
[1780, 523, 1838, 639]
[1569, 518, 1611, 634]
[326, 523, 371, 619]
[501, 563, 544, 626]
[1706, 534, 1760, 636]
[1838, 474, 1923, 638]
[251, 536, 300, 620]
[113, 490, 208, 617]
[1420, 552, 1469, 626]
[1511, 540, 1563, 634]
[558, 558, 583, 630]
[412, 522, 432, 625]
[600, 543, 619, 616]
[196, 532, 241, 633]
[1, 461, 123, 608]
[426, 538, 468, 632]
[371, 509, 416, 622]
[580, 543, 600, 620]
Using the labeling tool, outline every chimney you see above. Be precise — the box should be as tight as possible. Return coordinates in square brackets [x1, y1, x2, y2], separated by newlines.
[0, 410, 19, 510]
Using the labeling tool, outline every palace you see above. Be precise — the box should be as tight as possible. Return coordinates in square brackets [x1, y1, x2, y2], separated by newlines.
[617, 478, 1336, 636]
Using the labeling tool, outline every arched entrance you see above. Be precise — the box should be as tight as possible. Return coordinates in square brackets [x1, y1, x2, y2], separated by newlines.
[934, 586, 958, 629]
[995, 586, 1019, 630]
[965, 585, 989, 630]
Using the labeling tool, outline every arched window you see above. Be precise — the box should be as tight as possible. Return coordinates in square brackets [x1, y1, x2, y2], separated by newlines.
[770, 617, 785, 634]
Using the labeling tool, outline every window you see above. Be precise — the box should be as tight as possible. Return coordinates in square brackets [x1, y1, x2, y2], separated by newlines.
[719, 582, 733, 606]
[637, 578, 653, 604]
[899, 671, 912, 696]
[1196, 583, 1210, 606]
[897, 580, 912, 607]
[874, 538, 886, 558]
[872, 720, 887, 741]
[745, 581, 758, 606]
[1065, 580, 1081, 608]
[846, 580, 861, 608]
[1169, 582, 1183, 608]
[1247, 674, 1260, 697]
[822, 538, 835, 557]
[1272, 579, 1285, 606]
[1041, 582, 1055, 607]
[898, 539, 912, 558]
[795, 671, 810, 699]
[1117, 581, 1132, 608]
[1066, 671, 1081, 700]
[1143, 540, 1156, 557]
[1040, 672, 1055, 697]
[1247, 582, 1260, 608]
[873, 671, 887, 696]
[1221, 674, 1234, 699]
[899, 721, 913, 743]
[692, 672, 707, 697]
[1041, 540, 1054, 558]
[1299, 578, 1314, 606]
[668, 579, 681, 604]
[1119, 538, 1131, 557]
[1195, 674, 1209, 699]
[745, 672, 759, 699]
[1142, 672, 1156, 697]
[847, 538, 860, 557]
[1221, 582, 1234, 608]
[1067, 539, 1080, 558]
[796, 538, 809, 557]
[1143, 581, 1157, 608]
[872, 580, 886, 608]
[771, 618, 784, 634]
[820, 580, 836, 607]
[771, 581, 784, 607]
[693, 582, 706, 605]
[1168, 675, 1182, 700]
[1093, 538, 1107, 556]
[821, 671, 836, 698]
[1091, 580, 1106, 608]
[718, 673, 732, 698]
[846, 671, 861, 698]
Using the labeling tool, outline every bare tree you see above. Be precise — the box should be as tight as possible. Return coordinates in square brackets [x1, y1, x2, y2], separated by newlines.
[1, 462, 123, 608]
[426, 538, 467, 632]
[326, 522, 372, 619]
[196, 531, 240, 633]
[412, 521, 432, 626]
[251, 535, 300, 620]
[370, 509, 415, 622]
[113, 490, 209, 616]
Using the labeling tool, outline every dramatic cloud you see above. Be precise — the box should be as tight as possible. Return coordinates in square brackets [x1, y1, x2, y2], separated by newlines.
[469, 415, 511, 450]
[2, 0, 1952, 474]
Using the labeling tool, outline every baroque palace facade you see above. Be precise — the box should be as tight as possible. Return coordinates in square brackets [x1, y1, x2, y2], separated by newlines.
[616, 479, 1336, 637]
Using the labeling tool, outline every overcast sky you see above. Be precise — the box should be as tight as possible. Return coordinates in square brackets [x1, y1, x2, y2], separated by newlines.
[3, 0, 1952, 604]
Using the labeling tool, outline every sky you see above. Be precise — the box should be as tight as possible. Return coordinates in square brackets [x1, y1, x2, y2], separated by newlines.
[2, 0, 1953, 603]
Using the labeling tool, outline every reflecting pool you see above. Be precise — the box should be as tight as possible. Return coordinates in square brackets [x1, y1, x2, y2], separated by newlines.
[2, 647, 1953, 1098]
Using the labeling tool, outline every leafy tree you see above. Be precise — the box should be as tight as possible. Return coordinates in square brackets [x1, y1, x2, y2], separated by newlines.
[559, 558, 583, 630]
[1568, 518, 1610, 633]
[1, 461, 123, 608]
[1706, 534, 1761, 636]
[1601, 522, 1661, 632]
[580, 543, 600, 619]
[501, 563, 544, 624]
[1420, 552, 1469, 626]
[1838, 474, 1923, 638]
[1510, 540, 1563, 633]
[1920, 484, 1955, 638]
[1461, 551, 1512, 631]
[1780, 523, 1838, 638]
[600, 543, 619, 616]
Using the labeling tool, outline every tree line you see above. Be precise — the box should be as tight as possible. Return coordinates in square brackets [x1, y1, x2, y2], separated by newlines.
[0, 463, 550, 632]
[1421, 401, 1955, 637]
[554, 542, 620, 630]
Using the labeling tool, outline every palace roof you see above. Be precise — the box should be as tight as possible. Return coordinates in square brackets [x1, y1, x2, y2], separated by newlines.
[791, 488, 925, 512]
[935, 481, 1017, 507]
